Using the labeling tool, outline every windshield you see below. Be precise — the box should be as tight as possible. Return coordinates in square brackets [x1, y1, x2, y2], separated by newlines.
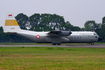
[94, 32, 98, 35]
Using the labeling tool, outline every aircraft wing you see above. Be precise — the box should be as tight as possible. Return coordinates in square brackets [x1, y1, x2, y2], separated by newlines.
[48, 31, 72, 36]
[48, 31, 61, 36]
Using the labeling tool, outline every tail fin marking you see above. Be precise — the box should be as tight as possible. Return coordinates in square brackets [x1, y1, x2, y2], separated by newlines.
[5, 20, 19, 26]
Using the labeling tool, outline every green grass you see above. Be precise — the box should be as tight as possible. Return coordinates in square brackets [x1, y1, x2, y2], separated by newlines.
[0, 47, 105, 70]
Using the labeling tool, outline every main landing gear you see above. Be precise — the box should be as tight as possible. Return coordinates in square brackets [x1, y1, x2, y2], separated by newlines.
[52, 43, 61, 45]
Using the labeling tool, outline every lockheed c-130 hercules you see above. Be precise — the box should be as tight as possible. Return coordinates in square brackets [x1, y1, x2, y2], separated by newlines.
[3, 13, 103, 45]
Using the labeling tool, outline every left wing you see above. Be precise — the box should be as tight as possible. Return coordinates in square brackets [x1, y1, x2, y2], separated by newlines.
[48, 31, 72, 36]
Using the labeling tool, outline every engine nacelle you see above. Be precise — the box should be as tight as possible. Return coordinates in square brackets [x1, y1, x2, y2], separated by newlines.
[59, 31, 72, 36]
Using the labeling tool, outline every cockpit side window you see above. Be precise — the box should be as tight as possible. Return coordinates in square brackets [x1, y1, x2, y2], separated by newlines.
[95, 36, 97, 38]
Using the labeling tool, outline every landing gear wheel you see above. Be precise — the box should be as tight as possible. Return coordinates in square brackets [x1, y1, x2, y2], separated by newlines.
[52, 43, 56, 45]
[91, 43, 94, 45]
[57, 43, 61, 45]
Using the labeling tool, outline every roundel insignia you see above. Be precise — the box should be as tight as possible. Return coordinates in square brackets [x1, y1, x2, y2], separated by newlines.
[36, 35, 40, 39]
[9, 14, 12, 16]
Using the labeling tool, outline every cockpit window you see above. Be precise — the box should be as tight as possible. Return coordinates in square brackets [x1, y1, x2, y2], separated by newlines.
[94, 33, 97, 35]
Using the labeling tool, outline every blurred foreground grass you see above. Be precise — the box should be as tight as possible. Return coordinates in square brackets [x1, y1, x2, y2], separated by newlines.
[0, 47, 105, 70]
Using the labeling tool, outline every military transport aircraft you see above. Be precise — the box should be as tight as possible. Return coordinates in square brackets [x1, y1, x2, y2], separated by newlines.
[3, 13, 103, 45]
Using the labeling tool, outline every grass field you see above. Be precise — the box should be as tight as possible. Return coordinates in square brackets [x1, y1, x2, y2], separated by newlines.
[0, 47, 105, 70]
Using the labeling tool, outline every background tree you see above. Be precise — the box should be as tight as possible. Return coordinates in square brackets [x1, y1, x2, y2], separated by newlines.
[100, 16, 105, 41]
[15, 13, 28, 29]
[29, 13, 40, 30]
[84, 20, 97, 31]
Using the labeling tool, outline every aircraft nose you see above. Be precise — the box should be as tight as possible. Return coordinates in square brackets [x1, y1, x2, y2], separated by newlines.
[98, 36, 103, 41]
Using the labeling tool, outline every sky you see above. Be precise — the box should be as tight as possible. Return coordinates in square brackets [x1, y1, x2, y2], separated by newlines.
[0, 0, 105, 28]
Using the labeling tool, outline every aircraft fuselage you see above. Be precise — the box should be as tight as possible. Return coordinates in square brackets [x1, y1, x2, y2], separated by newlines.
[4, 13, 103, 45]
[16, 30, 101, 45]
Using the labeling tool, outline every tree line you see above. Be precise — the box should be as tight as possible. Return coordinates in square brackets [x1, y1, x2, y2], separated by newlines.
[15, 13, 81, 31]
[0, 13, 105, 42]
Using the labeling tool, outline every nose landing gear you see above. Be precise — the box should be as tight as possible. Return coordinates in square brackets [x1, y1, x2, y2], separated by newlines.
[91, 43, 94, 45]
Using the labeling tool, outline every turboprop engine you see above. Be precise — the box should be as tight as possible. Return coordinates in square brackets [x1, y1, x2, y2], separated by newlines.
[58, 31, 72, 36]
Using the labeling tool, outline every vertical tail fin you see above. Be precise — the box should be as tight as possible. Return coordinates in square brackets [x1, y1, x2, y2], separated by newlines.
[3, 12, 21, 33]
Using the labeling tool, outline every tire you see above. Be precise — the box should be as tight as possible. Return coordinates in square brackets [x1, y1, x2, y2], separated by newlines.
[52, 43, 56, 45]
[57, 43, 61, 45]
[91, 43, 94, 45]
